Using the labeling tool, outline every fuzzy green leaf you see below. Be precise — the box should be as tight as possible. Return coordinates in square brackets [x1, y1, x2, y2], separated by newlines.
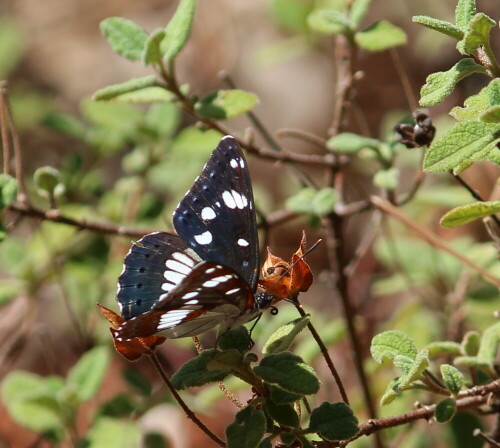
[355, 20, 407, 52]
[457, 13, 495, 55]
[412, 16, 463, 40]
[455, 0, 476, 30]
[92, 76, 172, 103]
[440, 201, 500, 227]
[440, 364, 464, 395]
[312, 188, 337, 216]
[435, 398, 457, 423]
[263, 315, 310, 355]
[207, 349, 244, 371]
[269, 385, 303, 405]
[350, 0, 371, 28]
[264, 400, 299, 428]
[425, 341, 462, 357]
[395, 350, 429, 390]
[423, 121, 500, 173]
[476, 321, 500, 366]
[34, 167, 62, 198]
[143, 28, 165, 65]
[307, 9, 350, 35]
[327, 132, 380, 153]
[86, 417, 140, 448]
[420, 58, 487, 107]
[286, 188, 316, 214]
[218, 327, 253, 353]
[100, 17, 148, 61]
[450, 85, 490, 121]
[371, 330, 418, 363]
[161, 0, 197, 61]
[373, 168, 398, 190]
[171, 349, 230, 389]
[195, 89, 259, 119]
[480, 106, 500, 123]
[461, 331, 480, 356]
[380, 378, 401, 406]
[0, 174, 18, 209]
[226, 406, 266, 448]
[308, 402, 359, 441]
[488, 79, 500, 105]
[454, 356, 491, 370]
[67, 346, 110, 402]
[254, 353, 319, 395]
[393, 355, 414, 375]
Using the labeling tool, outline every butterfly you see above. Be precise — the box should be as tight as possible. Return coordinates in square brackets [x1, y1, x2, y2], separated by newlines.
[114, 135, 275, 341]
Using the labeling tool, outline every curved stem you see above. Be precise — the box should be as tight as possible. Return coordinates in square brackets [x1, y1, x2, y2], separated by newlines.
[149, 352, 226, 447]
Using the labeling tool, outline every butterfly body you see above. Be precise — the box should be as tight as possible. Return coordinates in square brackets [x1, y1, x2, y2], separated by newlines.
[115, 136, 273, 341]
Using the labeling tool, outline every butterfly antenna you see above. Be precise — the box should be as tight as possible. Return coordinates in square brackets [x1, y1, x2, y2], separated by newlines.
[264, 238, 322, 301]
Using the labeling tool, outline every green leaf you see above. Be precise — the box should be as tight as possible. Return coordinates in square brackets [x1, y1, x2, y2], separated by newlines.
[312, 188, 337, 215]
[420, 58, 487, 107]
[286, 188, 316, 214]
[308, 402, 359, 441]
[412, 16, 463, 40]
[0, 174, 18, 209]
[270, 0, 313, 33]
[476, 321, 500, 366]
[450, 85, 490, 121]
[461, 331, 480, 356]
[34, 166, 64, 199]
[457, 13, 495, 55]
[86, 417, 140, 448]
[226, 406, 266, 448]
[423, 121, 500, 173]
[195, 89, 259, 119]
[373, 168, 398, 190]
[435, 398, 457, 423]
[488, 79, 500, 105]
[100, 17, 148, 61]
[380, 378, 400, 406]
[370, 330, 418, 363]
[393, 355, 414, 375]
[269, 385, 303, 405]
[257, 436, 273, 448]
[1, 371, 64, 434]
[143, 28, 166, 65]
[161, 0, 197, 61]
[425, 341, 462, 357]
[440, 364, 464, 395]
[207, 349, 244, 370]
[217, 327, 253, 353]
[264, 400, 299, 428]
[355, 20, 407, 51]
[350, 0, 371, 28]
[99, 394, 136, 418]
[307, 9, 351, 35]
[254, 353, 319, 395]
[480, 106, 500, 123]
[92, 76, 158, 101]
[171, 349, 230, 389]
[67, 346, 110, 402]
[395, 349, 429, 390]
[440, 201, 500, 227]
[327, 132, 380, 153]
[455, 0, 476, 31]
[263, 315, 310, 355]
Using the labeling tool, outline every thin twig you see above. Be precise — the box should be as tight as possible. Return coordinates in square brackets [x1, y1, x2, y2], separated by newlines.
[389, 48, 418, 112]
[473, 429, 500, 448]
[0, 82, 11, 175]
[371, 196, 500, 288]
[149, 352, 225, 447]
[294, 303, 350, 405]
[276, 128, 328, 150]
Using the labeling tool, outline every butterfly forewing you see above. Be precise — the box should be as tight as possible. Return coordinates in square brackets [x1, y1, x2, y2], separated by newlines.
[173, 136, 260, 291]
[116, 261, 257, 340]
[117, 232, 201, 319]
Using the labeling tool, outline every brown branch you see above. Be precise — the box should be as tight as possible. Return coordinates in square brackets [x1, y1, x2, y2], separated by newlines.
[8, 202, 155, 238]
[149, 352, 225, 447]
[314, 379, 500, 447]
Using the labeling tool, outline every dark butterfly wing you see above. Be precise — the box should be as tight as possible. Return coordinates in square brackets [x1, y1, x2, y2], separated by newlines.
[117, 232, 202, 319]
[173, 136, 260, 291]
[115, 261, 258, 340]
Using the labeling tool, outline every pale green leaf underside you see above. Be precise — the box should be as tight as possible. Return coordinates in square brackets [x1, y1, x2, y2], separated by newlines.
[440, 201, 500, 227]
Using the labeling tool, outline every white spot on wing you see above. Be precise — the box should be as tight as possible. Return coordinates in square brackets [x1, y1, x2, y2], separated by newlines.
[222, 190, 236, 209]
[158, 310, 192, 329]
[172, 252, 196, 267]
[231, 190, 248, 209]
[201, 207, 216, 220]
[239, 158, 245, 168]
[162, 281, 175, 291]
[226, 287, 241, 295]
[194, 231, 213, 245]
[184, 299, 199, 305]
[237, 238, 249, 247]
[230, 158, 238, 168]
[182, 291, 199, 300]
[215, 201, 221, 207]
[164, 270, 186, 285]
[205, 267, 216, 274]
[166, 259, 192, 275]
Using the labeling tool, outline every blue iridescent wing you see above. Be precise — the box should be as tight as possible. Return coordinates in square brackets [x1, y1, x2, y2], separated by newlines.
[117, 232, 201, 319]
[173, 136, 260, 291]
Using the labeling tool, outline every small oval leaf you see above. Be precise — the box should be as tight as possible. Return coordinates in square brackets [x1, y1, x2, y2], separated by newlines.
[308, 402, 359, 441]
[370, 330, 418, 363]
[100, 17, 149, 61]
[435, 398, 457, 423]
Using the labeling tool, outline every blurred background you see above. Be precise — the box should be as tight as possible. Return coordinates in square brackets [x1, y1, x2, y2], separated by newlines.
[0, 0, 499, 447]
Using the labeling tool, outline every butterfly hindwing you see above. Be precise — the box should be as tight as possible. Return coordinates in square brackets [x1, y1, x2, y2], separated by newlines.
[173, 136, 260, 291]
[116, 261, 256, 339]
[117, 232, 201, 319]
